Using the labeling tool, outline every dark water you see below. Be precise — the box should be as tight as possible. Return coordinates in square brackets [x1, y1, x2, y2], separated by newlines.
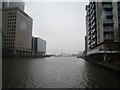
[3, 57, 120, 88]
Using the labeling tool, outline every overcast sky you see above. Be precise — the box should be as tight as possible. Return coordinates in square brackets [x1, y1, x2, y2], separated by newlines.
[24, 1, 89, 55]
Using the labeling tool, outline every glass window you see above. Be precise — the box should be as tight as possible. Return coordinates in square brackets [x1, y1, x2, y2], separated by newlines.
[104, 11, 112, 16]
[105, 34, 112, 39]
[103, 3, 112, 8]
[104, 26, 112, 31]
[104, 18, 113, 23]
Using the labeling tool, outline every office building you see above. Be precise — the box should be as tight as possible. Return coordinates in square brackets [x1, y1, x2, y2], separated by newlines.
[32, 37, 46, 56]
[2, 0, 9, 8]
[2, 7, 33, 56]
[85, 1, 120, 63]
[2, 0, 25, 11]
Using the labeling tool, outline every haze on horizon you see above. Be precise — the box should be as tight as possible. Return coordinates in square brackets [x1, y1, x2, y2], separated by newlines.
[24, 1, 88, 55]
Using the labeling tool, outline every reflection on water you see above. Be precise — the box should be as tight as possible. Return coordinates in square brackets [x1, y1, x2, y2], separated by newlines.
[3, 57, 120, 88]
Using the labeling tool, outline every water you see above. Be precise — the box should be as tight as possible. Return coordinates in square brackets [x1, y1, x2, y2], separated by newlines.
[3, 57, 120, 88]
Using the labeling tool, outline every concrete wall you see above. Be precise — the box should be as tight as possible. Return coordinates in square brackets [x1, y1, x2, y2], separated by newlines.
[96, 2, 104, 44]
[113, 2, 119, 42]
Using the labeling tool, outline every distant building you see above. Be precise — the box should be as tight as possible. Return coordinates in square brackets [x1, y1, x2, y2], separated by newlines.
[32, 37, 46, 56]
[2, 0, 9, 8]
[2, 0, 25, 11]
[85, 1, 120, 63]
[2, 0, 47, 57]
[2, 7, 33, 56]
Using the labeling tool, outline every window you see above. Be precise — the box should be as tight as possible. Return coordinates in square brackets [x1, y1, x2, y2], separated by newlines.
[105, 34, 112, 39]
[104, 11, 112, 16]
[104, 18, 113, 23]
[104, 26, 112, 31]
[103, 3, 112, 8]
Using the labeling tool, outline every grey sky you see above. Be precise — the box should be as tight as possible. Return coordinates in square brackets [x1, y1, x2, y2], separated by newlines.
[24, 1, 88, 55]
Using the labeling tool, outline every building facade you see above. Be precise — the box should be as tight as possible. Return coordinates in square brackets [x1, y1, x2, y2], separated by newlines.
[32, 37, 46, 56]
[85, 1, 120, 63]
[2, 7, 33, 56]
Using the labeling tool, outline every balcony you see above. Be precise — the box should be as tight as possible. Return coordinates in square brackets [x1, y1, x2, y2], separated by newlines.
[104, 33, 114, 41]
[91, 41, 97, 47]
[88, 40, 91, 44]
[106, 12, 113, 18]
[103, 4, 113, 9]
[91, 23, 96, 29]
[103, 20, 114, 25]
[88, 45, 91, 48]
[91, 10, 95, 16]
[91, 4, 94, 10]
[91, 29, 96, 34]
[88, 31, 91, 35]
[91, 16, 96, 23]
[91, 35, 97, 40]
[104, 36, 114, 41]
[106, 12, 113, 15]
[88, 36, 91, 40]
[90, 12, 95, 19]
[104, 38, 114, 41]
[104, 29, 114, 33]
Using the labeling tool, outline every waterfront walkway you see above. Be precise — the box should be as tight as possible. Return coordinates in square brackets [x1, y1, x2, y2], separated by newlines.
[89, 60, 120, 72]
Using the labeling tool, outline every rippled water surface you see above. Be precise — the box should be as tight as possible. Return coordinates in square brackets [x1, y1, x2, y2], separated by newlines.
[3, 57, 120, 88]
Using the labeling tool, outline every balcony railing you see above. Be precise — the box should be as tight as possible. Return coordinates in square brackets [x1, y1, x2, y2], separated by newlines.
[88, 36, 91, 40]
[91, 15, 96, 22]
[91, 35, 97, 40]
[91, 29, 96, 34]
